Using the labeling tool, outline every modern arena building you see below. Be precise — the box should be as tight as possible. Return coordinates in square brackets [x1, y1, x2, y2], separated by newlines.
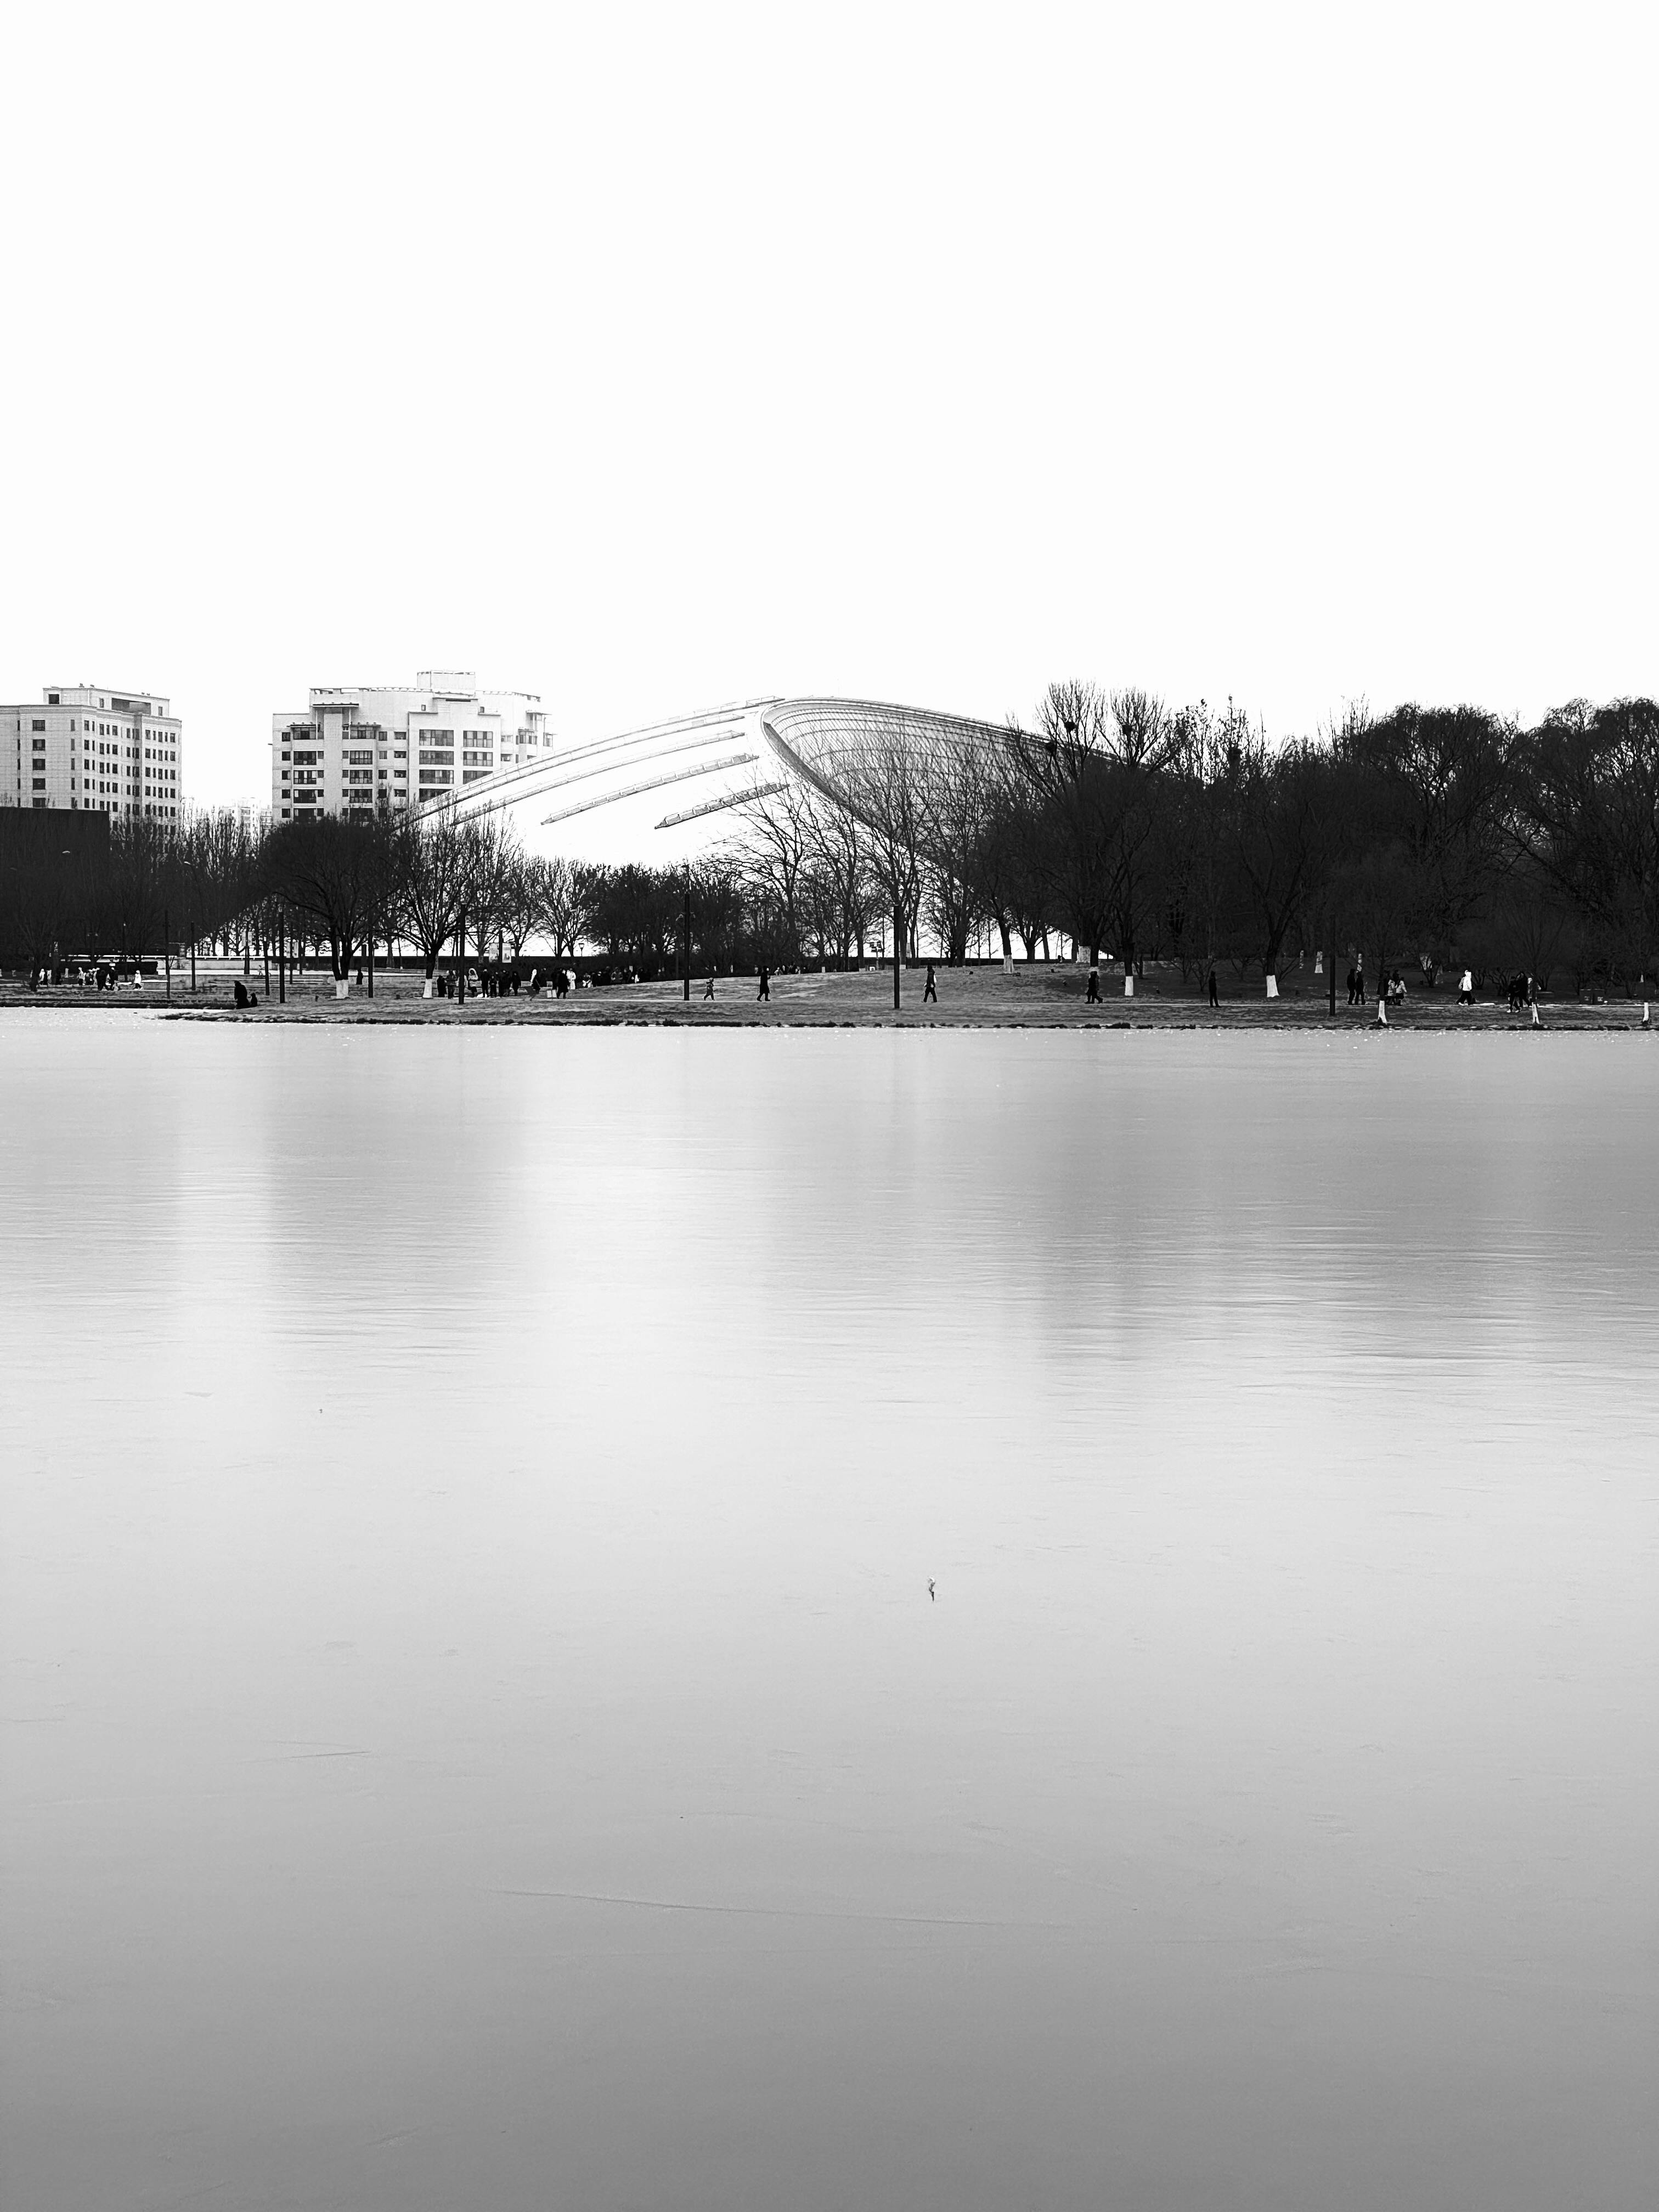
[422, 695, 1012, 862]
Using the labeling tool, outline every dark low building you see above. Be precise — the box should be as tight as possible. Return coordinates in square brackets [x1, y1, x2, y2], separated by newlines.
[0, 803, 110, 867]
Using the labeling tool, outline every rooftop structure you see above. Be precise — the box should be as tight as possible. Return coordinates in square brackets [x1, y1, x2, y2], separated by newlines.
[270, 672, 553, 823]
[2, 685, 183, 820]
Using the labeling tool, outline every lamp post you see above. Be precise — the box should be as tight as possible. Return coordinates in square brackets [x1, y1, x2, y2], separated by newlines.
[683, 862, 691, 1003]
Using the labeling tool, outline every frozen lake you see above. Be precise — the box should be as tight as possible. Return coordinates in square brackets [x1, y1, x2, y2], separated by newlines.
[3, 1015, 1656, 2211]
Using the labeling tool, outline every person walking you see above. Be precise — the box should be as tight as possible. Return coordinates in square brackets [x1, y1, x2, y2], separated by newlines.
[1207, 968, 1220, 1009]
[703, 975, 715, 1001]
[757, 967, 770, 1003]
[1459, 967, 1474, 1006]
[923, 963, 938, 1003]
[1086, 966, 1101, 1004]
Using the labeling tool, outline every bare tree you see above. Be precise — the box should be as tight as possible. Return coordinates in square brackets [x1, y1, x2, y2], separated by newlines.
[494, 850, 546, 965]
[1006, 682, 1119, 963]
[394, 806, 469, 989]
[832, 714, 928, 958]
[265, 814, 376, 981]
[916, 733, 996, 963]
[458, 805, 518, 966]
[690, 860, 746, 973]
[1158, 702, 1234, 985]
[802, 789, 876, 966]
[1513, 696, 1659, 988]
[1340, 701, 1517, 961]
[1102, 689, 1175, 973]
[533, 856, 579, 961]
[726, 776, 815, 964]
[1231, 734, 1341, 990]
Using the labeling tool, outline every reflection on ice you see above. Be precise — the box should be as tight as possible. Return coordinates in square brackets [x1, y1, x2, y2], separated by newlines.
[2, 1020, 1655, 2212]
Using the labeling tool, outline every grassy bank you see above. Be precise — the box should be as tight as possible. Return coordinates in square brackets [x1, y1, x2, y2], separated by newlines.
[5, 965, 1654, 1030]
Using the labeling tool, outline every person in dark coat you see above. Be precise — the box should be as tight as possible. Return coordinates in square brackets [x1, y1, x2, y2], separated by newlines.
[923, 963, 938, 1003]
[1086, 966, 1101, 1003]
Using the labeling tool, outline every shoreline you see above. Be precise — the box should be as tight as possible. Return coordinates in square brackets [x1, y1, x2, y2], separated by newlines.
[4, 969, 1652, 1033]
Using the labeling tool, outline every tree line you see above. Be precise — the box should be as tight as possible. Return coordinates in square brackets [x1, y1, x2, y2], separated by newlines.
[1, 798, 868, 986]
[5, 690, 1655, 995]
[0, 804, 583, 985]
[716, 689, 1659, 994]
[1, 809, 267, 982]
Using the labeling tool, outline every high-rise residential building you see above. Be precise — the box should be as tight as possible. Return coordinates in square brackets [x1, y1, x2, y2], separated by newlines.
[2, 684, 184, 819]
[269, 672, 552, 822]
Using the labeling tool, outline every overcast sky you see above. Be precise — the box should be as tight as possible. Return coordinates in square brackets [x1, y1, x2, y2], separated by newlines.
[3, 1, 1652, 804]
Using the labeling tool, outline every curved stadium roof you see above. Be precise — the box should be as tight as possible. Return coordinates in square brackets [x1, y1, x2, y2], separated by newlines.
[759, 698, 1012, 814]
[431, 696, 1012, 848]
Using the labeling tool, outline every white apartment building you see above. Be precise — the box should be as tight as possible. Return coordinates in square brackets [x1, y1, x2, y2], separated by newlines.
[3, 684, 184, 819]
[270, 672, 552, 822]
